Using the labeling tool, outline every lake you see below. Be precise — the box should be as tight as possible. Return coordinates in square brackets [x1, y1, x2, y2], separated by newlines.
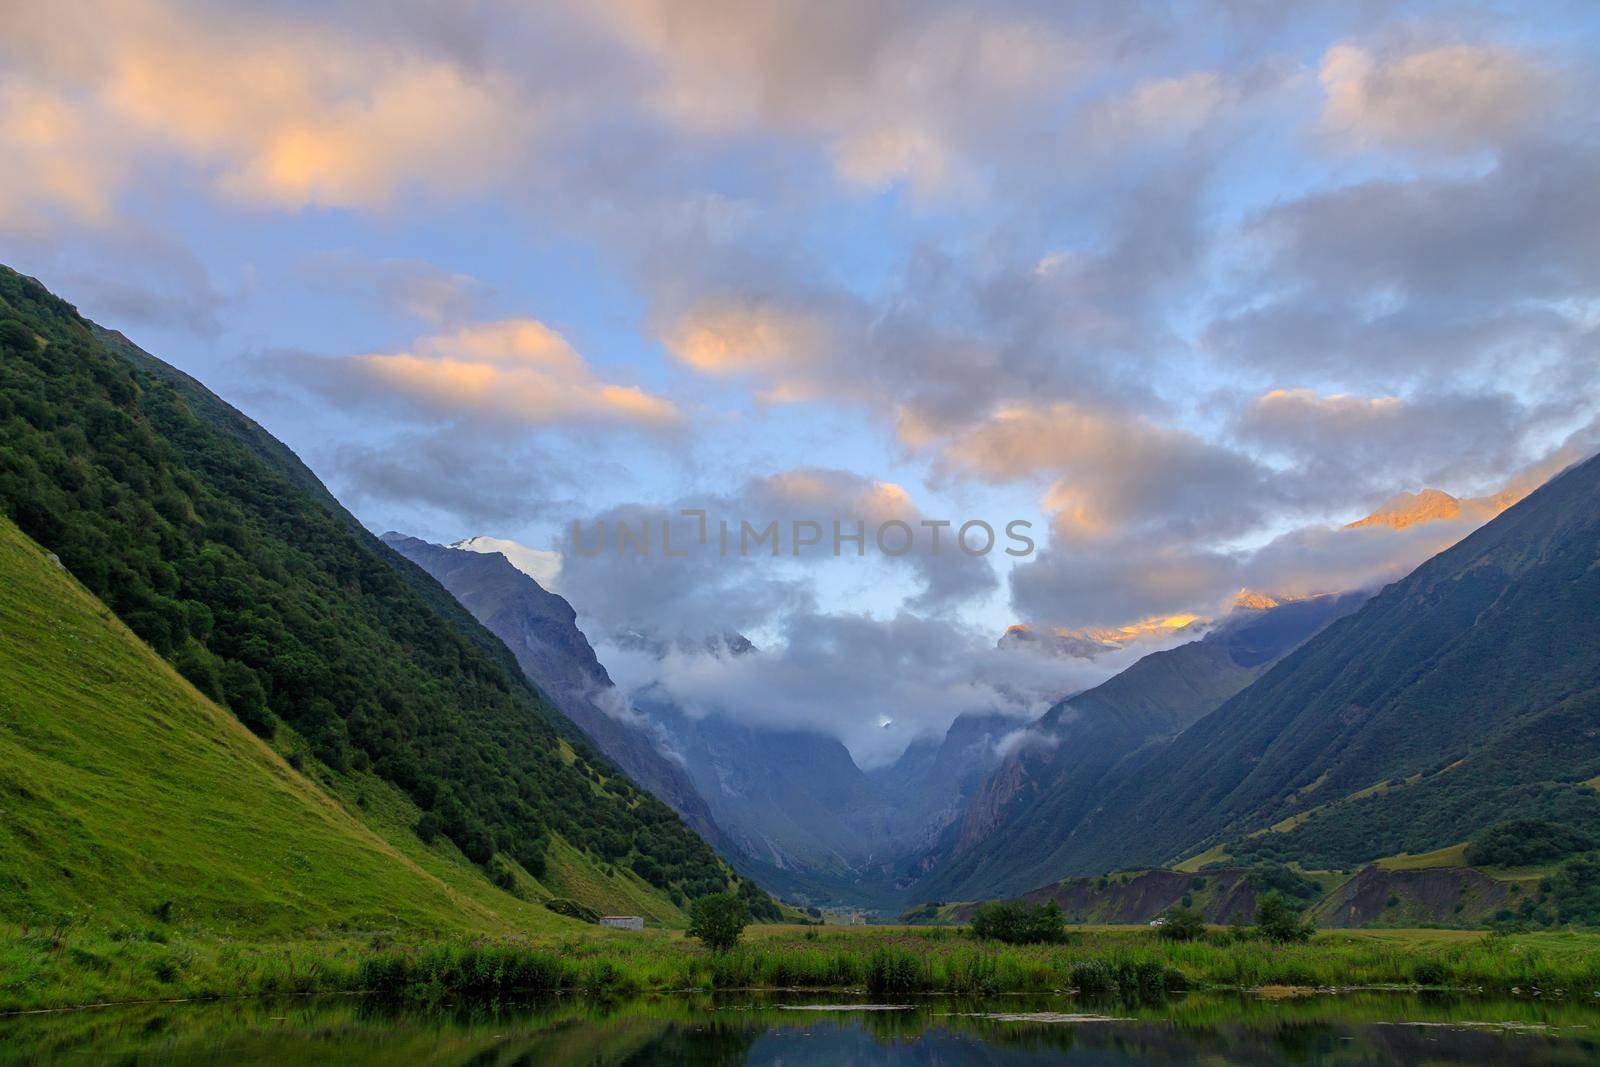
[3, 990, 1598, 1064]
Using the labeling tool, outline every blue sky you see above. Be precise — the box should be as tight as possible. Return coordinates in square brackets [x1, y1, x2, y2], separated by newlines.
[4, 0, 1597, 761]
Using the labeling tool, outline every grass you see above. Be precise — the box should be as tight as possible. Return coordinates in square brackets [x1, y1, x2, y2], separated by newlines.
[0, 516, 550, 938]
[0, 514, 693, 942]
[1376, 842, 1471, 869]
[8, 923, 1600, 1013]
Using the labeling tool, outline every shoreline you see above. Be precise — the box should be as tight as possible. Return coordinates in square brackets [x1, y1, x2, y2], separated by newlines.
[7, 925, 1600, 1015]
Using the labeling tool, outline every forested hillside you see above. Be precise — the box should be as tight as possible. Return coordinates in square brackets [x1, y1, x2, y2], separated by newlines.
[0, 265, 763, 915]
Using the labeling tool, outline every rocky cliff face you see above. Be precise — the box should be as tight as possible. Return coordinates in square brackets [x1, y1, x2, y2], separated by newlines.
[1312, 866, 1515, 928]
[634, 693, 1016, 890]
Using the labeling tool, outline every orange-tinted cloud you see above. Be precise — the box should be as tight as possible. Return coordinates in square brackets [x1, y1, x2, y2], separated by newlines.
[293, 318, 681, 430]
[0, 0, 530, 218]
[935, 402, 1274, 542]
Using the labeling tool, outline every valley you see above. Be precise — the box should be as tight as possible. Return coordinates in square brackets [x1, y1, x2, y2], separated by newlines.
[3, 3, 1599, 1062]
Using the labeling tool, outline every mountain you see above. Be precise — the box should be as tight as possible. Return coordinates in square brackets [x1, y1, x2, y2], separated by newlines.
[0, 511, 573, 934]
[451, 533, 563, 587]
[997, 614, 1208, 660]
[1348, 487, 1500, 531]
[865, 712, 1019, 854]
[381, 533, 727, 846]
[0, 264, 768, 924]
[1053, 450, 1600, 873]
[902, 593, 1370, 900]
[631, 698, 1018, 907]
[636, 695, 886, 874]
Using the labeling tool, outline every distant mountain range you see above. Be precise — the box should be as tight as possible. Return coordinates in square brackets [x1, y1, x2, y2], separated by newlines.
[387, 530, 1389, 907]
[401, 453, 1599, 911]
[382, 532, 727, 848]
[384, 531, 1018, 904]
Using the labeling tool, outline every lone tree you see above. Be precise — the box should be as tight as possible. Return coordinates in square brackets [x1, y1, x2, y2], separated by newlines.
[1255, 891, 1314, 943]
[1157, 904, 1205, 942]
[689, 893, 750, 952]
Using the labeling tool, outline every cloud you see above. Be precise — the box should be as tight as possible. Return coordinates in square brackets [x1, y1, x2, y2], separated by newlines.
[555, 467, 999, 638]
[739, 468, 999, 610]
[591, 0, 1100, 195]
[0, 83, 128, 227]
[325, 431, 571, 533]
[659, 296, 843, 403]
[1090, 71, 1240, 145]
[0, 0, 537, 216]
[651, 160, 1212, 439]
[557, 500, 817, 642]
[294, 252, 493, 325]
[1319, 41, 1550, 154]
[7, 0, 1596, 661]
[934, 401, 1280, 542]
[1006, 435, 1596, 631]
[283, 318, 681, 431]
[1231, 388, 1545, 504]
[607, 609, 1142, 768]
[1206, 137, 1600, 391]
[2, 219, 230, 337]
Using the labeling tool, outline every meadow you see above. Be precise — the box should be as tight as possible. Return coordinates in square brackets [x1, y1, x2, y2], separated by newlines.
[7, 922, 1600, 1014]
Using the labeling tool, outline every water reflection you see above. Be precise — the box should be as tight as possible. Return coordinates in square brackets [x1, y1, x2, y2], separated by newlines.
[3, 991, 1598, 1065]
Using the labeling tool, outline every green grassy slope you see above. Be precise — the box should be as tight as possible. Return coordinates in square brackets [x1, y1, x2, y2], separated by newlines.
[0, 512, 572, 936]
[0, 264, 765, 922]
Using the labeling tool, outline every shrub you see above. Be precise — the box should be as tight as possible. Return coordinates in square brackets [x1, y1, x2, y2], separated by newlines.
[689, 893, 750, 952]
[489, 857, 523, 897]
[1070, 958, 1114, 994]
[969, 900, 1065, 944]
